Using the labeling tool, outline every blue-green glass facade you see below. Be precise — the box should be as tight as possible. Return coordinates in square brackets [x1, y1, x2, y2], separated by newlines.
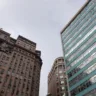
[61, 0, 96, 96]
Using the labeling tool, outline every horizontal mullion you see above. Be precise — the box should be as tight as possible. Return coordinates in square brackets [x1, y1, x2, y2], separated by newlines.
[69, 70, 96, 91]
[76, 83, 96, 96]
[67, 48, 96, 73]
[65, 13, 96, 51]
[65, 28, 96, 59]
[66, 38, 96, 67]
[65, 14, 93, 49]
[68, 59, 96, 81]
[63, 4, 95, 45]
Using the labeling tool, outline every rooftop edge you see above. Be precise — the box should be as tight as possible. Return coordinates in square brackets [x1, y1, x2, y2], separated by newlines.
[60, 0, 90, 34]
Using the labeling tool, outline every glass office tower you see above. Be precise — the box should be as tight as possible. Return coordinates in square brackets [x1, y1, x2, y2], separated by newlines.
[61, 0, 96, 96]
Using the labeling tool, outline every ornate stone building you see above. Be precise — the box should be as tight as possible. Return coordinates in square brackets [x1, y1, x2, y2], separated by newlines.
[48, 57, 68, 96]
[0, 29, 42, 96]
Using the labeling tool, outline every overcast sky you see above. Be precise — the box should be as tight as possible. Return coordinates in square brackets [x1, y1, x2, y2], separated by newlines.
[0, 0, 87, 96]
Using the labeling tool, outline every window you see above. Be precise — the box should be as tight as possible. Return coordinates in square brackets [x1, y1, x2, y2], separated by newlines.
[62, 93, 66, 96]
[56, 74, 58, 76]
[85, 63, 96, 74]
[84, 88, 96, 96]
[59, 71, 62, 74]
[8, 80, 11, 89]
[57, 88, 59, 93]
[68, 34, 96, 62]
[61, 81, 64, 84]
[0, 69, 4, 74]
[69, 43, 96, 67]
[70, 75, 96, 96]
[68, 52, 96, 78]
[1, 90, 4, 95]
[90, 75, 96, 83]
[16, 90, 19, 95]
[61, 87, 65, 90]
[23, 83, 25, 88]
[65, 26, 96, 57]
[60, 76, 63, 79]
[6, 57, 9, 61]
[69, 62, 96, 87]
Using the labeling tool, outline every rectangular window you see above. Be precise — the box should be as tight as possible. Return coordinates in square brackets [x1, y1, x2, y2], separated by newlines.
[61, 81, 64, 84]
[60, 76, 63, 79]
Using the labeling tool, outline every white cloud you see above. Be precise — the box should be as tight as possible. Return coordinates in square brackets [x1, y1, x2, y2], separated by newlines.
[0, 0, 7, 10]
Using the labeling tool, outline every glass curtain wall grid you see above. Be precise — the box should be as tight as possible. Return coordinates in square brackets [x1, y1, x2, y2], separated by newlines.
[61, 0, 96, 96]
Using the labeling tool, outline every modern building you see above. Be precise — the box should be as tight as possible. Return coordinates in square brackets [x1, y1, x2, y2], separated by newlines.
[0, 29, 42, 96]
[48, 57, 68, 96]
[61, 0, 96, 96]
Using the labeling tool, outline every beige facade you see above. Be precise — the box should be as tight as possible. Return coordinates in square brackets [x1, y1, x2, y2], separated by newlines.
[48, 57, 68, 96]
[0, 29, 42, 96]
